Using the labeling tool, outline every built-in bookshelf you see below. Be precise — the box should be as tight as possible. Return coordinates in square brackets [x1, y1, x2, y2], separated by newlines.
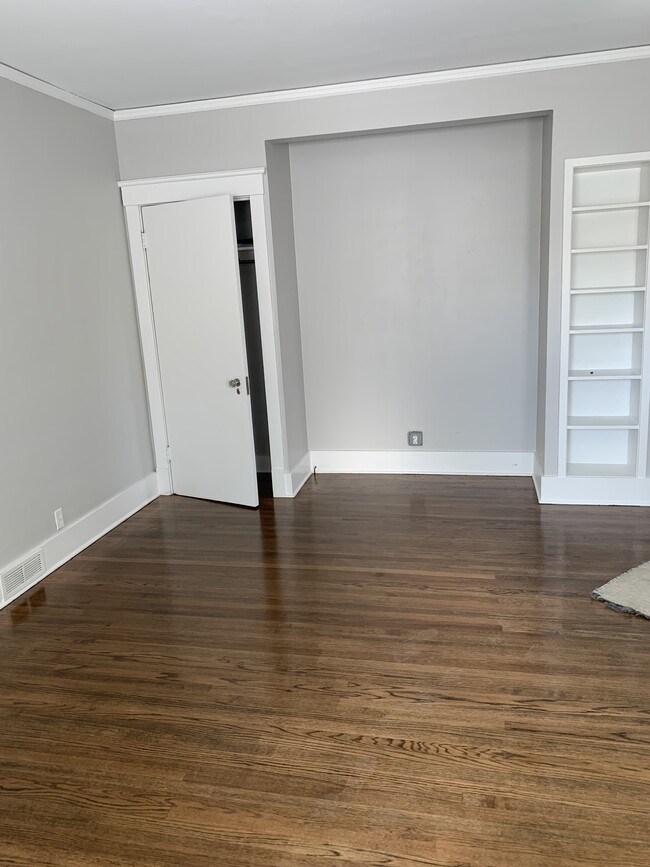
[559, 155, 650, 488]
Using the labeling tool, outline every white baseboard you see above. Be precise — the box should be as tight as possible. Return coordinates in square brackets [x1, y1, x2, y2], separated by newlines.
[284, 451, 313, 496]
[538, 474, 650, 505]
[271, 467, 286, 497]
[532, 454, 543, 501]
[310, 450, 534, 476]
[0, 473, 159, 609]
[270, 453, 312, 498]
[156, 465, 172, 495]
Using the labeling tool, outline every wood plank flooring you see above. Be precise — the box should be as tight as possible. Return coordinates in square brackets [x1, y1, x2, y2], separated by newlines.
[1, 475, 650, 866]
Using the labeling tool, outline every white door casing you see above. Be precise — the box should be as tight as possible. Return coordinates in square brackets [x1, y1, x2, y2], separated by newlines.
[120, 169, 290, 497]
[142, 195, 258, 506]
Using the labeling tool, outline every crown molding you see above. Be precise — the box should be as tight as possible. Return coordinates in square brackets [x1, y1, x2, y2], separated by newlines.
[0, 61, 113, 119]
[2, 43, 649, 124]
[113, 44, 650, 122]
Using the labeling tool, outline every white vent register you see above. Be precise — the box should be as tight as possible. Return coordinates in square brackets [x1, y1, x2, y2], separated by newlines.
[0, 549, 45, 605]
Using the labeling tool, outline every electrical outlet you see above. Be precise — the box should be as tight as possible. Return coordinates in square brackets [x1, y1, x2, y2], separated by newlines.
[408, 431, 423, 447]
[54, 508, 65, 530]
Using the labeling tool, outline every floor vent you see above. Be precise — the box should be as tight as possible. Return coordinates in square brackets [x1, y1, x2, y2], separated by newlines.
[1, 549, 45, 603]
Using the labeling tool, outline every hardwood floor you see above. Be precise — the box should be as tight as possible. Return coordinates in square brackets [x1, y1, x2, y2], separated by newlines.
[1, 475, 650, 866]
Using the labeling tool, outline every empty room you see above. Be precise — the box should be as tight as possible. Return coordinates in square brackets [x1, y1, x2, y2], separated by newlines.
[2, 2, 650, 865]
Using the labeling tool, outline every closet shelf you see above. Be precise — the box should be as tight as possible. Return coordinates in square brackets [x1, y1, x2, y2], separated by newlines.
[571, 245, 648, 254]
[568, 368, 642, 380]
[569, 324, 643, 334]
[566, 462, 637, 478]
[572, 201, 650, 213]
[567, 416, 639, 429]
[570, 286, 646, 295]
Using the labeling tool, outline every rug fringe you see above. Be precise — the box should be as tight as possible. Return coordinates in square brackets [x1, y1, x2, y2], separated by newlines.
[591, 591, 650, 620]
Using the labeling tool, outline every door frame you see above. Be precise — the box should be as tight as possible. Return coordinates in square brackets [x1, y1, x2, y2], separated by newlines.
[119, 168, 288, 497]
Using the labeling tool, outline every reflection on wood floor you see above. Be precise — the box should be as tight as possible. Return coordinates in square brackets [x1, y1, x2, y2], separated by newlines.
[1, 474, 650, 866]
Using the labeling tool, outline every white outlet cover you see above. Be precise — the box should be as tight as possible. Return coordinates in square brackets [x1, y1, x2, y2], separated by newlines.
[54, 508, 65, 530]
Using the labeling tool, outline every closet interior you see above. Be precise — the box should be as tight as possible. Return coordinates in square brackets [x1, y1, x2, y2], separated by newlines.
[235, 199, 272, 495]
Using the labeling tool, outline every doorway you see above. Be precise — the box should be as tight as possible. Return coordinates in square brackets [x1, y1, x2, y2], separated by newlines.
[235, 199, 272, 497]
[120, 170, 285, 503]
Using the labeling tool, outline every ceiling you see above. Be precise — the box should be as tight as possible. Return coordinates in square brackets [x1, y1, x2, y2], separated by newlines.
[0, 0, 649, 111]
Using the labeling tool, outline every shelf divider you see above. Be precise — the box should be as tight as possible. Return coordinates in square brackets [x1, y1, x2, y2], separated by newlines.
[568, 369, 641, 380]
[571, 245, 648, 254]
[572, 202, 650, 213]
[567, 415, 639, 429]
[570, 286, 645, 294]
[569, 324, 642, 334]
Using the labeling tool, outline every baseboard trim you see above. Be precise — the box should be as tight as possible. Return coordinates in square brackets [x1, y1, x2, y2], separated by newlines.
[310, 450, 534, 476]
[156, 465, 172, 495]
[538, 474, 650, 506]
[271, 453, 312, 498]
[0, 473, 159, 609]
[284, 452, 313, 497]
[532, 454, 543, 502]
[271, 467, 286, 497]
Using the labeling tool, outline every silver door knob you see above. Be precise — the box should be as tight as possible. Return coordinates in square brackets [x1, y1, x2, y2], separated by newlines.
[228, 378, 241, 388]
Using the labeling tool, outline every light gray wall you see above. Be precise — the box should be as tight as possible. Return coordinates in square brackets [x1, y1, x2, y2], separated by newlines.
[115, 56, 650, 474]
[0, 78, 153, 568]
[265, 143, 309, 469]
[289, 119, 542, 453]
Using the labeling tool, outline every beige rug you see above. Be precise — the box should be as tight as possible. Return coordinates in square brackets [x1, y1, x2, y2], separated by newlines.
[592, 561, 650, 619]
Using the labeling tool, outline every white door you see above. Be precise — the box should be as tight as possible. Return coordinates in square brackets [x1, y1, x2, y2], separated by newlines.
[142, 196, 258, 507]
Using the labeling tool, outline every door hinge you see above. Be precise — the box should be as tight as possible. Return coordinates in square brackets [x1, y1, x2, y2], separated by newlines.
[141, 232, 147, 250]
[166, 446, 172, 462]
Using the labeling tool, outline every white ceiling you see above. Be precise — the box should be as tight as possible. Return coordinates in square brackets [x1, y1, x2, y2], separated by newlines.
[0, 0, 649, 111]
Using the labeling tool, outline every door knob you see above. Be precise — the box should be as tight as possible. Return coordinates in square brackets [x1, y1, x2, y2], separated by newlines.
[228, 378, 241, 389]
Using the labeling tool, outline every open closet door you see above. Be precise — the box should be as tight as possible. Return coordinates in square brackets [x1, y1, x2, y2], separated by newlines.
[142, 196, 258, 507]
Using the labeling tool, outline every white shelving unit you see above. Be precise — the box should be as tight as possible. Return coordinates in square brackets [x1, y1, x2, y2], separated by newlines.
[558, 154, 650, 497]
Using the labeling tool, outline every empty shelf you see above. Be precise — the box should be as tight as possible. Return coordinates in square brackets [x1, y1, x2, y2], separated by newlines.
[571, 245, 648, 254]
[568, 368, 642, 380]
[567, 462, 637, 477]
[569, 324, 643, 334]
[570, 286, 646, 295]
[567, 416, 639, 429]
[572, 202, 650, 213]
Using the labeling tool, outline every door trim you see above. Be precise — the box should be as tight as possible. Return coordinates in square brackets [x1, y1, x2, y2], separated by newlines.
[120, 169, 288, 496]
[119, 168, 266, 205]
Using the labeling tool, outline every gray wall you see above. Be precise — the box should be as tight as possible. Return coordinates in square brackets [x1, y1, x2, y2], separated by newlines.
[115, 56, 650, 475]
[289, 119, 542, 453]
[0, 78, 153, 568]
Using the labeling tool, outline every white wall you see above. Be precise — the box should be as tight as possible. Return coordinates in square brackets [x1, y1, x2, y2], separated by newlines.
[115, 55, 650, 476]
[289, 118, 542, 453]
[0, 78, 153, 570]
